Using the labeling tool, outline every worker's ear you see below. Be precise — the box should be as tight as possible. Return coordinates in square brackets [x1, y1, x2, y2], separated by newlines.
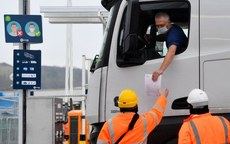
[114, 96, 119, 107]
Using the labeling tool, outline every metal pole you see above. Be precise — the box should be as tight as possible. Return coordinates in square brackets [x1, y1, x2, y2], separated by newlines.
[65, 0, 73, 100]
[18, 90, 23, 144]
[82, 55, 86, 95]
[65, 29, 70, 97]
[18, 1, 23, 143]
[69, 23, 73, 95]
[85, 58, 92, 85]
[18, 0, 30, 144]
[80, 55, 86, 143]
[68, 0, 73, 96]
[22, 89, 27, 144]
[80, 100, 86, 141]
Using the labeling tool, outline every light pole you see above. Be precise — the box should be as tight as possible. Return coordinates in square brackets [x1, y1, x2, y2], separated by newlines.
[65, 0, 74, 99]
[18, 0, 30, 144]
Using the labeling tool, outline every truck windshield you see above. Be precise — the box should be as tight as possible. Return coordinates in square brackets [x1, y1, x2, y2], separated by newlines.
[95, 1, 121, 70]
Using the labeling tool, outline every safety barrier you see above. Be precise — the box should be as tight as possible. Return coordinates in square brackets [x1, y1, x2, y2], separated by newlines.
[0, 117, 18, 144]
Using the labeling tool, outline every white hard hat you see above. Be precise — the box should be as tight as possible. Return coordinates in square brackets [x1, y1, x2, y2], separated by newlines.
[187, 89, 208, 108]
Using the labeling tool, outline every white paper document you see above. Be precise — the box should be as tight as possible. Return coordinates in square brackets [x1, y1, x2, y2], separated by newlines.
[145, 74, 162, 97]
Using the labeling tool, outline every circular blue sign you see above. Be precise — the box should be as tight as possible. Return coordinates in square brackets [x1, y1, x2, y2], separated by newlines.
[25, 21, 41, 37]
[7, 21, 22, 37]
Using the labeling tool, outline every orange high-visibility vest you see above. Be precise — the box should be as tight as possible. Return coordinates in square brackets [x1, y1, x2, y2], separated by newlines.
[178, 113, 230, 144]
[97, 95, 167, 144]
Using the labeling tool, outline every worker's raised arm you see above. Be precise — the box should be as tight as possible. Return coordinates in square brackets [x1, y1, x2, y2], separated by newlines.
[142, 89, 168, 133]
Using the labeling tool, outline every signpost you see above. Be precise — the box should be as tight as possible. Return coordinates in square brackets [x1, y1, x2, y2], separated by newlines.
[4, 15, 43, 43]
[13, 50, 41, 90]
[5, 1, 44, 144]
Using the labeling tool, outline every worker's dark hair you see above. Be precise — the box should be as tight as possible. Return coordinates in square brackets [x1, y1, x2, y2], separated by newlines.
[190, 105, 209, 114]
[120, 105, 138, 113]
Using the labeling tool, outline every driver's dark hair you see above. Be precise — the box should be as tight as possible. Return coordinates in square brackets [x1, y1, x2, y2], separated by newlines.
[120, 105, 138, 113]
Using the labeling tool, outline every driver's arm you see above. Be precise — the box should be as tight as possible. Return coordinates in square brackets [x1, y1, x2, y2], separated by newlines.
[152, 45, 176, 81]
[158, 44, 177, 73]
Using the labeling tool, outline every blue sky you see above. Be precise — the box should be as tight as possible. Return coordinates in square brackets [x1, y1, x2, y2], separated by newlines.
[0, 0, 104, 67]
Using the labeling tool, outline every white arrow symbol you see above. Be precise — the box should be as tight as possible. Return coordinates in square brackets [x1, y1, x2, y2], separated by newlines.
[33, 86, 40, 89]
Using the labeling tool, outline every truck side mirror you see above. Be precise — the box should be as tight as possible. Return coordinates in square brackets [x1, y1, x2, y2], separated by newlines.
[101, 0, 118, 11]
[172, 97, 191, 110]
[90, 55, 99, 73]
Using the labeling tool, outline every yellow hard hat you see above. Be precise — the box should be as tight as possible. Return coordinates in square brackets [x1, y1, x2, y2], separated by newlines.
[118, 89, 138, 108]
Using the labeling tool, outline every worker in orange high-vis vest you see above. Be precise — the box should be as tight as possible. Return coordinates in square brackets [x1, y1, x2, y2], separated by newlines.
[178, 89, 230, 144]
[97, 88, 169, 144]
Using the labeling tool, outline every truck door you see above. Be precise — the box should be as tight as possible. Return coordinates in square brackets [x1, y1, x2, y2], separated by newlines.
[105, 0, 199, 143]
[87, 1, 122, 124]
[200, 0, 230, 114]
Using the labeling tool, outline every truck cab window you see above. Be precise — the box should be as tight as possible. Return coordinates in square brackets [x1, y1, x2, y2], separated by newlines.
[95, 0, 122, 70]
[117, 1, 190, 67]
[154, 27, 189, 57]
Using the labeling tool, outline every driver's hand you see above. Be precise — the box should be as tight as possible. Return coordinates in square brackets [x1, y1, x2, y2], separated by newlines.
[152, 69, 163, 81]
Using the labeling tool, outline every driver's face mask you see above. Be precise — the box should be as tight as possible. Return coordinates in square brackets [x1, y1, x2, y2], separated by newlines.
[157, 26, 168, 34]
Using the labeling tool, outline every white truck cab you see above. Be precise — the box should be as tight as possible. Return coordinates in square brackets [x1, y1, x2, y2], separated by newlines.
[87, 0, 230, 143]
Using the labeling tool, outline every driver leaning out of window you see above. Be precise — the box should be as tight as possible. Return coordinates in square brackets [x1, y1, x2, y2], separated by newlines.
[150, 12, 188, 81]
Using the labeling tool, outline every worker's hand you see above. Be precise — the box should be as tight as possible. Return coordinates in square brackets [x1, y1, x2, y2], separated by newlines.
[158, 88, 169, 97]
[152, 69, 163, 81]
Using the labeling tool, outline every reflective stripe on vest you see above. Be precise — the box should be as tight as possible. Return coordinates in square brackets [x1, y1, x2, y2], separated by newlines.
[190, 117, 229, 144]
[153, 103, 164, 114]
[108, 119, 115, 143]
[218, 116, 229, 144]
[189, 121, 201, 144]
[142, 116, 148, 139]
[149, 111, 159, 125]
[97, 139, 108, 144]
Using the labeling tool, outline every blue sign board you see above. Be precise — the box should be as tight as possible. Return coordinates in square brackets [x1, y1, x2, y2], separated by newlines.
[4, 15, 43, 43]
[13, 50, 41, 90]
